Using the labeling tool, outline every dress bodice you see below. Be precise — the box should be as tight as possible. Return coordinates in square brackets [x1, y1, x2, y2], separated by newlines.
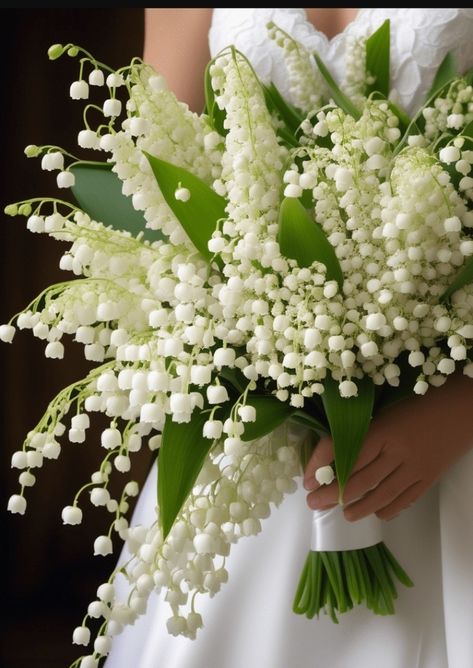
[209, 8, 473, 113]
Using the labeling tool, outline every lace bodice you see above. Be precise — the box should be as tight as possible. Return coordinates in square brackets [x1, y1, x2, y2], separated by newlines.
[209, 8, 473, 113]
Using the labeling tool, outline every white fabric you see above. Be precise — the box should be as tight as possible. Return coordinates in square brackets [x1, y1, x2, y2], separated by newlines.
[105, 9, 473, 668]
[310, 504, 383, 551]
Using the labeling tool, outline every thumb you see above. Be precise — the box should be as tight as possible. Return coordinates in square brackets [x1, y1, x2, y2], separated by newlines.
[303, 436, 334, 491]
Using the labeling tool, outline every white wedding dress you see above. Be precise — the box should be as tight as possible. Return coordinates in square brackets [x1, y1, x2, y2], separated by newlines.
[105, 9, 473, 668]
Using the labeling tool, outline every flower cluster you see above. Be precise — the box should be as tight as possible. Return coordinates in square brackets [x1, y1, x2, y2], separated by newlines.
[2, 22, 473, 666]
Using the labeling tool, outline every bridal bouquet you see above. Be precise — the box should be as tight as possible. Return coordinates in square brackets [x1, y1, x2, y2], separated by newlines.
[4, 18, 473, 666]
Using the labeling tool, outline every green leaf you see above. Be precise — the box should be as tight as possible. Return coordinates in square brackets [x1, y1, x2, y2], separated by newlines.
[204, 58, 227, 136]
[278, 197, 344, 289]
[70, 161, 163, 242]
[440, 256, 473, 302]
[263, 82, 304, 134]
[291, 409, 327, 434]
[313, 52, 361, 120]
[462, 119, 473, 140]
[240, 394, 295, 442]
[219, 367, 247, 394]
[365, 19, 390, 98]
[144, 152, 227, 265]
[158, 406, 227, 539]
[427, 52, 457, 100]
[321, 375, 375, 496]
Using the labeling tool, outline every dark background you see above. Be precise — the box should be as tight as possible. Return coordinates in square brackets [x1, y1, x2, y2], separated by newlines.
[0, 9, 150, 667]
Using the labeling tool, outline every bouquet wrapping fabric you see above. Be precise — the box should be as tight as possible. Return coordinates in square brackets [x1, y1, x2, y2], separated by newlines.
[3, 19, 473, 666]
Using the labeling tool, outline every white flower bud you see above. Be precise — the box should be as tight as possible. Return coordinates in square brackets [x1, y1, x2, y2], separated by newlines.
[103, 99, 122, 117]
[11, 451, 27, 469]
[26, 450, 43, 468]
[174, 187, 191, 202]
[88, 69, 104, 86]
[170, 393, 192, 415]
[334, 167, 353, 192]
[19, 471, 36, 487]
[56, 171, 75, 188]
[0, 324, 15, 342]
[206, 385, 229, 404]
[69, 428, 86, 444]
[94, 635, 112, 656]
[70, 80, 89, 99]
[62, 505, 83, 525]
[45, 341, 64, 358]
[444, 216, 461, 233]
[365, 313, 386, 331]
[238, 405, 256, 422]
[414, 380, 429, 395]
[124, 481, 139, 497]
[190, 365, 212, 386]
[203, 420, 223, 439]
[106, 72, 124, 87]
[167, 615, 187, 636]
[72, 626, 91, 646]
[71, 413, 90, 430]
[80, 656, 98, 668]
[90, 487, 110, 507]
[8, 494, 27, 514]
[41, 151, 64, 171]
[97, 583, 115, 602]
[114, 455, 131, 472]
[437, 358, 455, 375]
[101, 427, 121, 449]
[284, 184, 302, 198]
[339, 380, 358, 398]
[360, 341, 378, 357]
[78, 129, 99, 149]
[94, 535, 113, 556]
[213, 347, 236, 368]
[315, 465, 335, 486]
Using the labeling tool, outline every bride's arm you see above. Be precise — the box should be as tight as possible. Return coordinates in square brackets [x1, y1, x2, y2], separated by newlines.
[143, 8, 212, 112]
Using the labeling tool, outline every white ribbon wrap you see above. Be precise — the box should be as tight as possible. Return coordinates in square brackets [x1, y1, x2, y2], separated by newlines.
[310, 505, 383, 552]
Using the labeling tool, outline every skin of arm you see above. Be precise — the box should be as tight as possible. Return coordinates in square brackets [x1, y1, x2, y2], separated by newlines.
[304, 372, 473, 521]
[143, 8, 212, 112]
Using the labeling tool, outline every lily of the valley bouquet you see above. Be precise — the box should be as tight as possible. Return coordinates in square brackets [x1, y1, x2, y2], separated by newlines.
[4, 19, 473, 666]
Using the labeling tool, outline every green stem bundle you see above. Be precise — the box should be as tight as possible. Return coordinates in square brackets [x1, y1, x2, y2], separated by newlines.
[293, 542, 413, 623]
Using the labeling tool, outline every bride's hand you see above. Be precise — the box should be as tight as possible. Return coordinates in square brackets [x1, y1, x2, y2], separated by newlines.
[303, 372, 473, 521]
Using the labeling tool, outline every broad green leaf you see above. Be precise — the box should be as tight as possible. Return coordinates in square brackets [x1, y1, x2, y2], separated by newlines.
[321, 375, 375, 496]
[440, 256, 473, 302]
[240, 394, 295, 442]
[158, 407, 224, 539]
[219, 367, 247, 394]
[291, 409, 327, 434]
[263, 82, 304, 134]
[278, 197, 344, 289]
[70, 161, 163, 242]
[365, 19, 390, 98]
[464, 65, 473, 86]
[144, 152, 227, 265]
[313, 52, 361, 120]
[204, 58, 227, 136]
[427, 52, 457, 100]
[462, 119, 473, 140]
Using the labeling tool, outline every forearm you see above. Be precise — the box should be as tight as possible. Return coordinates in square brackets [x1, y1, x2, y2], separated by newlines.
[143, 8, 212, 112]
